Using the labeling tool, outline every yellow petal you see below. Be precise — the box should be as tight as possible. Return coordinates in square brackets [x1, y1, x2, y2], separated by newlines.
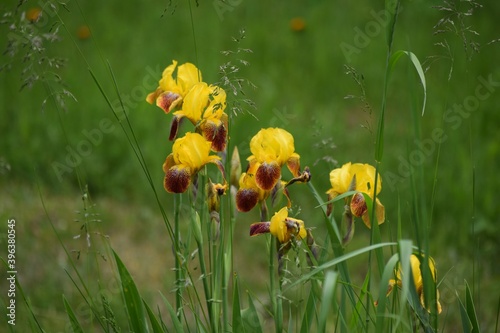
[178, 82, 211, 124]
[172, 132, 218, 171]
[328, 162, 352, 195]
[177, 62, 202, 95]
[349, 163, 382, 196]
[158, 60, 180, 93]
[250, 128, 297, 165]
[269, 207, 289, 243]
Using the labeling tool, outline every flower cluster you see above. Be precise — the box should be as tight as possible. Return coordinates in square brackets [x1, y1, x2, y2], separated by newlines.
[147, 61, 228, 193]
[236, 128, 310, 218]
[147, 61, 441, 316]
[147, 60, 229, 152]
[236, 128, 315, 272]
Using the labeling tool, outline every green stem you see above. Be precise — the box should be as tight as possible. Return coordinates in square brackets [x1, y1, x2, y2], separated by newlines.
[270, 236, 283, 333]
[221, 201, 231, 333]
[174, 194, 183, 321]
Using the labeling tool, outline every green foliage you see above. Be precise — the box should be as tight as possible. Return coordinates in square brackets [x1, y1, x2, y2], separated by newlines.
[1, 0, 498, 331]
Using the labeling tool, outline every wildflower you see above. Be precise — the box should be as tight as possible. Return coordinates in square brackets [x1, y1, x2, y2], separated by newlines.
[170, 84, 228, 151]
[326, 162, 385, 228]
[236, 161, 291, 220]
[290, 17, 306, 32]
[26, 8, 42, 23]
[207, 179, 227, 240]
[249, 207, 306, 243]
[77, 25, 91, 40]
[387, 254, 442, 314]
[163, 133, 225, 193]
[247, 128, 301, 191]
[146, 60, 202, 114]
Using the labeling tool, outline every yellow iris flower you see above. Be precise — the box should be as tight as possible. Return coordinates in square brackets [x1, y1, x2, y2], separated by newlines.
[247, 128, 301, 191]
[163, 133, 225, 193]
[249, 207, 306, 244]
[326, 162, 385, 228]
[388, 254, 442, 314]
[270, 207, 307, 243]
[146, 60, 202, 114]
[170, 84, 228, 151]
[236, 168, 268, 212]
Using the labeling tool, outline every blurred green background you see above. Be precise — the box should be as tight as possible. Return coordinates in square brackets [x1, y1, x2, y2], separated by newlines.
[1, 0, 499, 330]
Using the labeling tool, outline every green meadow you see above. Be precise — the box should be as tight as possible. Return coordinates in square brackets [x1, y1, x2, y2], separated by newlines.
[1, 0, 499, 331]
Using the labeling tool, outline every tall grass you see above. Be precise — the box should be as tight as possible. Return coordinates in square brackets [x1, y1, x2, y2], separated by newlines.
[1, 0, 495, 331]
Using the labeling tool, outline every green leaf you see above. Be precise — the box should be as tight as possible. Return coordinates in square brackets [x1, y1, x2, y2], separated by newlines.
[465, 280, 480, 332]
[160, 292, 184, 333]
[63, 295, 84, 333]
[242, 292, 263, 333]
[388, 50, 427, 116]
[385, 0, 400, 50]
[318, 271, 338, 332]
[113, 250, 148, 333]
[232, 275, 244, 333]
[144, 300, 165, 333]
[300, 286, 318, 333]
[458, 291, 473, 333]
[375, 253, 400, 333]
[286, 242, 396, 290]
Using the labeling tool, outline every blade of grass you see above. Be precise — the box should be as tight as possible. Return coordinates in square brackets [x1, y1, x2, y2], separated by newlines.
[113, 249, 148, 333]
[242, 291, 263, 333]
[465, 280, 480, 332]
[318, 271, 338, 333]
[388, 50, 427, 116]
[144, 300, 165, 333]
[300, 285, 318, 333]
[160, 292, 184, 333]
[232, 274, 244, 333]
[286, 242, 396, 289]
[63, 295, 84, 333]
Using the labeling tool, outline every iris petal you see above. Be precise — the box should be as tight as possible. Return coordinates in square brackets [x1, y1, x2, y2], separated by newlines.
[164, 165, 191, 193]
[249, 222, 271, 236]
[157, 92, 181, 114]
[255, 161, 281, 191]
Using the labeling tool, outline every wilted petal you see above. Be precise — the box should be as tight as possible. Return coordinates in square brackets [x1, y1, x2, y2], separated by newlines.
[286, 153, 301, 177]
[350, 192, 367, 219]
[249, 222, 271, 236]
[164, 165, 191, 193]
[255, 161, 281, 191]
[360, 197, 385, 228]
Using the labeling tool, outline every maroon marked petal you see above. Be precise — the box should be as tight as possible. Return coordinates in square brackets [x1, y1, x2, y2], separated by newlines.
[249, 222, 271, 237]
[169, 116, 183, 141]
[164, 166, 191, 193]
[350, 192, 367, 218]
[236, 188, 259, 212]
[255, 162, 281, 191]
[157, 91, 181, 114]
